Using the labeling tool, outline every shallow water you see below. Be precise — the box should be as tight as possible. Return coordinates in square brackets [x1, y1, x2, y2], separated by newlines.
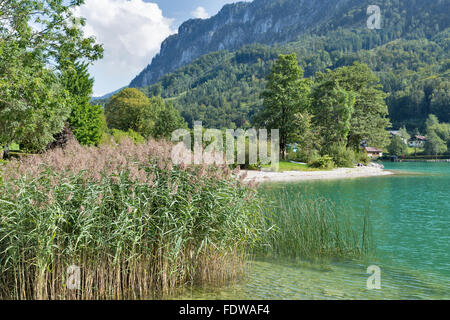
[178, 162, 450, 300]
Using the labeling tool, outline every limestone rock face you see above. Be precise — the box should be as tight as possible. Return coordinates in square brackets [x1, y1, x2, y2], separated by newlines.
[129, 0, 351, 88]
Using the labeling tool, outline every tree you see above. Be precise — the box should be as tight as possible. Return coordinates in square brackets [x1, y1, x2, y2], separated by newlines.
[425, 131, 447, 157]
[0, 0, 103, 154]
[310, 75, 355, 152]
[320, 63, 391, 150]
[62, 63, 106, 146]
[398, 126, 411, 143]
[105, 89, 164, 138]
[256, 53, 311, 159]
[388, 135, 408, 156]
[153, 103, 187, 139]
[0, 66, 72, 153]
[424, 114, 448, 157]
[291, 112, 320, 159]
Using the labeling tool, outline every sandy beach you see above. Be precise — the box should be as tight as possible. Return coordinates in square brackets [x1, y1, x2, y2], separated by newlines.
[242, 166, 394, 183]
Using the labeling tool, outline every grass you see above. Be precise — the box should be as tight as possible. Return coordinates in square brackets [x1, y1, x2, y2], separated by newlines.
[261, 160, 324, 172]
[406, 147, 425, 155]
[0, 143, 20, 152]
[256, 187, 372, 262]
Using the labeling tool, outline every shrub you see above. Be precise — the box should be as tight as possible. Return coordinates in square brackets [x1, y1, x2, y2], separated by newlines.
[328, 143, 356, 168]
[309, 155, 335, 169]
[0, 140, 263, 299]
[358, 151, 371, 165]
[100, 129, 145, 145]
[296, 148, 320, 164]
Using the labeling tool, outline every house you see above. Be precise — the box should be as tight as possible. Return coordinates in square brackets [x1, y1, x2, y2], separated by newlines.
[364, 147, 383, 158]
[408, 135, 426, 148]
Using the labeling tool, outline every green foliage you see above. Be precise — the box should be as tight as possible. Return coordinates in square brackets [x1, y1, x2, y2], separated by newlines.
[0, 0, 102, 152]
[256, 53, 311, 159]
[310, 74, 355, 149]
[100, 129, 145, 145]
[131, 25, 449, 133]
[153, 103, 188, 140]
[424, 114, 449, 156]
[398, 127, 411, 142]
[139, 45, 279, 129]
[358, 151, 371, 165]
[327, 143, 357, 168]
[309, 155, 335, 169]
[388, 135, 408, 156]
[256, 60, 390, 167]
[0, 65, 72, 152]
[105, 88, 165, 138]
[321, 63, 391, 150]
[62, 63, 106, 146]
[69, 103, 106, 146]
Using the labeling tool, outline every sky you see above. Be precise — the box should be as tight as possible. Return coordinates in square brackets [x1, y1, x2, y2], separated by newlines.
[75, 0, 252, 96]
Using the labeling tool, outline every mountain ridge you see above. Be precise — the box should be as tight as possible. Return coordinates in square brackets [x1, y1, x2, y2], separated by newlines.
[98, 0, 449, 130]
[129, 0, 353, 88]
[129, 0, 449, 89]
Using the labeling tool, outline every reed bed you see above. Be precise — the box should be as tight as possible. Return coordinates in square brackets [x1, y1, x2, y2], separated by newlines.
[256, 187, 372, 261]
[0, 139, 264, 300]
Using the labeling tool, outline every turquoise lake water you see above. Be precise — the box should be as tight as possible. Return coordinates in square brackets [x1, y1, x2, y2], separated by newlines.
[179, 162, 449, 300]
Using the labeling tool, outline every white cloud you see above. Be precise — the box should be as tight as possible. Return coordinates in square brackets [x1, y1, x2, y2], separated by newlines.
[75, 0, 175, 96]
[192, 6, 210, 19]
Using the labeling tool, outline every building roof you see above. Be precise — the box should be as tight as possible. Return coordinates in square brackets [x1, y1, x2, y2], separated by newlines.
[364, 147, 383, 153]
[389, 130, 400, 136]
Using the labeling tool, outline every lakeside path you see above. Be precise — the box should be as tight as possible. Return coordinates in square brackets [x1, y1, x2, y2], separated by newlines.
[242, 166, 395, 184]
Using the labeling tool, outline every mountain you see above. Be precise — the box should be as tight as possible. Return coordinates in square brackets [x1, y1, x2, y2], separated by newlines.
[91, 87, 125, 103]
[129, 0, 449, 89]
[95, 0, 450, 131]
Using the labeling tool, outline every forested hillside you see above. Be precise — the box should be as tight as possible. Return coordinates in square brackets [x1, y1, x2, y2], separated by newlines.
[130, 0, 449, 89]
[139, 28, 449, 130]
[105, 0, 450, 130]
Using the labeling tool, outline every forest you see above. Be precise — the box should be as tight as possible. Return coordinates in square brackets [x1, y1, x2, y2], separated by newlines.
[134, 29, 449, 133]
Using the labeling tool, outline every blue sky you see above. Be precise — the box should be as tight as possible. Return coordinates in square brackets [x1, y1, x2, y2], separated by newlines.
[76, 0, 251, 96]
[150, 0, 246, 27]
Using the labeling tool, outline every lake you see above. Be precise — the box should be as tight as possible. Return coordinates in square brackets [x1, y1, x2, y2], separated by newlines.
[178, 162, 450, 300]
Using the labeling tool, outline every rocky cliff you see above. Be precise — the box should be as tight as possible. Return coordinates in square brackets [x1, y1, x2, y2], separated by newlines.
[129, 0, 354, 88]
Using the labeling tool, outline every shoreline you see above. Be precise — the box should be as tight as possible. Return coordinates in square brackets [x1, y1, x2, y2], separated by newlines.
[242, 166, 395, 183]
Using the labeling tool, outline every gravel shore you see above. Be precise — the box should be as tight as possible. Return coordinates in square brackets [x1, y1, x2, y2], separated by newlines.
[242, 166, 394, 184]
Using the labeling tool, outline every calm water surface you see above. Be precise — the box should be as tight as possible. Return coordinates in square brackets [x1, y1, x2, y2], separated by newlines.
[179, 162, 450, 300]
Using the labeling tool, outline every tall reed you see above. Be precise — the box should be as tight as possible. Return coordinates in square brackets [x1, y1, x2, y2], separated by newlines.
[256, 187, 372, 261]
[0, 139, 264, 300]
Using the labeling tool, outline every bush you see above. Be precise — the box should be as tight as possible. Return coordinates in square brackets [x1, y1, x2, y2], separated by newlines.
[100, 129, 145, 145]
[328, 144, 357, 168]
[358, 151, 371, 165]
[309, 155, 335, 169]
[0, 140, 264, 299]
[295, 148, 320, 164]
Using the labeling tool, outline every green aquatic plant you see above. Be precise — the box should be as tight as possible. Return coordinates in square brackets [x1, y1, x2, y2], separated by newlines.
[256, 187, 372, 261]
